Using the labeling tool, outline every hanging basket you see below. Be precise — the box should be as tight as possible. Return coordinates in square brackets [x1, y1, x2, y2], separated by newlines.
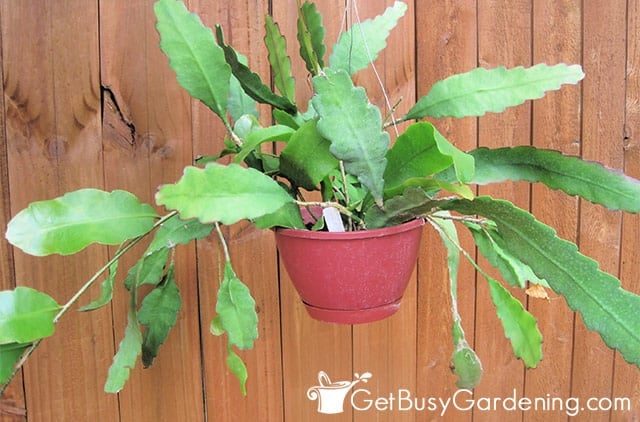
[275, 218, 424, 324]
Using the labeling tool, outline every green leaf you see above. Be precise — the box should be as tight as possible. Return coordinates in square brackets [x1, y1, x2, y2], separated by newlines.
[0, 343, 30, 384]
[138, 265, 181, 368]
[154, 0, 231, 125]
[444, 147, 640, 213]
[329, 1, 407, 75]
[104, 306, 143, 394]
[312, 69, 389, 205]
[444, 197, 640, 368]
[227, 347, 249, 396]
[6, 189, 158, 256]
[280, 119, 339, 190]
[297, 1, 325, 75]
[404, 63, 585, 120]
[365, 187, 443, 229]
[215, 262, 258, 350]
[228, 54, 259, 122]
[265, 15, 296, 102]
[252, 202, 305, 230]
[428, 214, 483, 389]
[79, 260, 119, 312]
[384, 122, 474, 190]
[465, 221, 548, 288]
[157, 163, 294, 225]
[450, 343, 483, 389]
[0, 287, 60, 344]
[147, 216, 214, 254]
[124, 247, 170, 290]
[210, 315, 224, 336]
[233, 125, 295, 164]
[486, 278, 543, 367]
[216, 26, 297, 114]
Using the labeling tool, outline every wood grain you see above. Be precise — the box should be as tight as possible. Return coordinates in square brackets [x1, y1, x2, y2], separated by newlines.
[0, 12, 25, 422]
[525, 1, 581, 420]
[612, 1, 640, 420]
[0, 0, 638, 420]
[415, 1, 477, 421]
[475, 1, 532, 420]
[571, 3, 627, 421]
[1, 0, 119, 420]
[99, 0, 204, 420]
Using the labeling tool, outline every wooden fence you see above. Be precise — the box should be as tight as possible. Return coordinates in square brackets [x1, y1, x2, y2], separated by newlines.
[0, 0, 639, 420]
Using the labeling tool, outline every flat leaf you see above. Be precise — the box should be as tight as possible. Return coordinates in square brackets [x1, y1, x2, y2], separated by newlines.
[138, 265, 181, 367]
[7, 189, 157, 257]
[443, 147, 640, 213]
[233, 125, 295, 164]
[385, 122, 474, 190]
[280, 119, 339, 190]
[329, 1, 407, 75]
[444, 197, 640, 368]
[0, 343, 29, 384]
[215, 262, 258, 350]
[156, 163, 294, 225]
[486, 278, 543, 367]
[0, 287, 60, 344]
[465, 222, 548, 288]
[147, 216, 214, 254]
[404, 63, 584, 120]
[227, 347, 249, 396]
[297, 1, 325, 75]
[124, 247, 170, 290]
[365, 187, 443, 229]
[228, 54, 259, 122]
[312, 69, 389, 205]
[154, 0, 231, 124]
[79, 260, 119, 312]
[216, 26, 297, 114]
[252, 202, 305, 230]
[428, 214, 483, 389]
[265, 15, 296, 101]
[210, 315, 224, 336]
[104, 306, 142, 393]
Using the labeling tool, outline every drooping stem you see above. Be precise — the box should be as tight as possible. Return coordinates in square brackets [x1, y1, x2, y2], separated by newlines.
[214, 222, 231, 262]
[0, 211, 178, 396]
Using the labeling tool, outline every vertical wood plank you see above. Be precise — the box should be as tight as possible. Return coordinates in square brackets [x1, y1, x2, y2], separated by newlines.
[476, 1, 531, 420]
[2, 1, 120, 420]
[571, 3, 627, 420]
[612, 0, 640, 419]
[415, 1, 477, 421]
[349, 2, 418, 421]
[273, 2, 354, 420]
[189, 1, 285, 420]
[100, 0, 204, 420]
[0, 13, 26, 421]
[525, 1, 581, 419]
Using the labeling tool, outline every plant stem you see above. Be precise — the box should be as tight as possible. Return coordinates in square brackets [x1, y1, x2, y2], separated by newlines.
[0, 212, 178, 396]
[295, 200, 353, 218]
[430, 213, 490, 226]
[214, 222, 231, 262]
[426, 215, 494, 282]
[338, 161, 354, 230]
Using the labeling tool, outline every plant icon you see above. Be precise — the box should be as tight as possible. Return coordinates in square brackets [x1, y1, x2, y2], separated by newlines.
[307, 371, 372, 414]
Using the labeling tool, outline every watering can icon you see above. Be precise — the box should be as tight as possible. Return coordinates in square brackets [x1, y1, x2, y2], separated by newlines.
[306, 371, 372, 414]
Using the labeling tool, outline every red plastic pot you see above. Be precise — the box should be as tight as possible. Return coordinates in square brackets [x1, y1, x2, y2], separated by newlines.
[275, 218, 425, 324]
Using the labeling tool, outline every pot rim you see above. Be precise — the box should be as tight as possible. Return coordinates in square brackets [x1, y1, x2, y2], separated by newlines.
[275, 217, 425, 240]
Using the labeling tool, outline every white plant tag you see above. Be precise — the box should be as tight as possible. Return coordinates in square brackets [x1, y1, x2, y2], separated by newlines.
[322, 207, 345, 232]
